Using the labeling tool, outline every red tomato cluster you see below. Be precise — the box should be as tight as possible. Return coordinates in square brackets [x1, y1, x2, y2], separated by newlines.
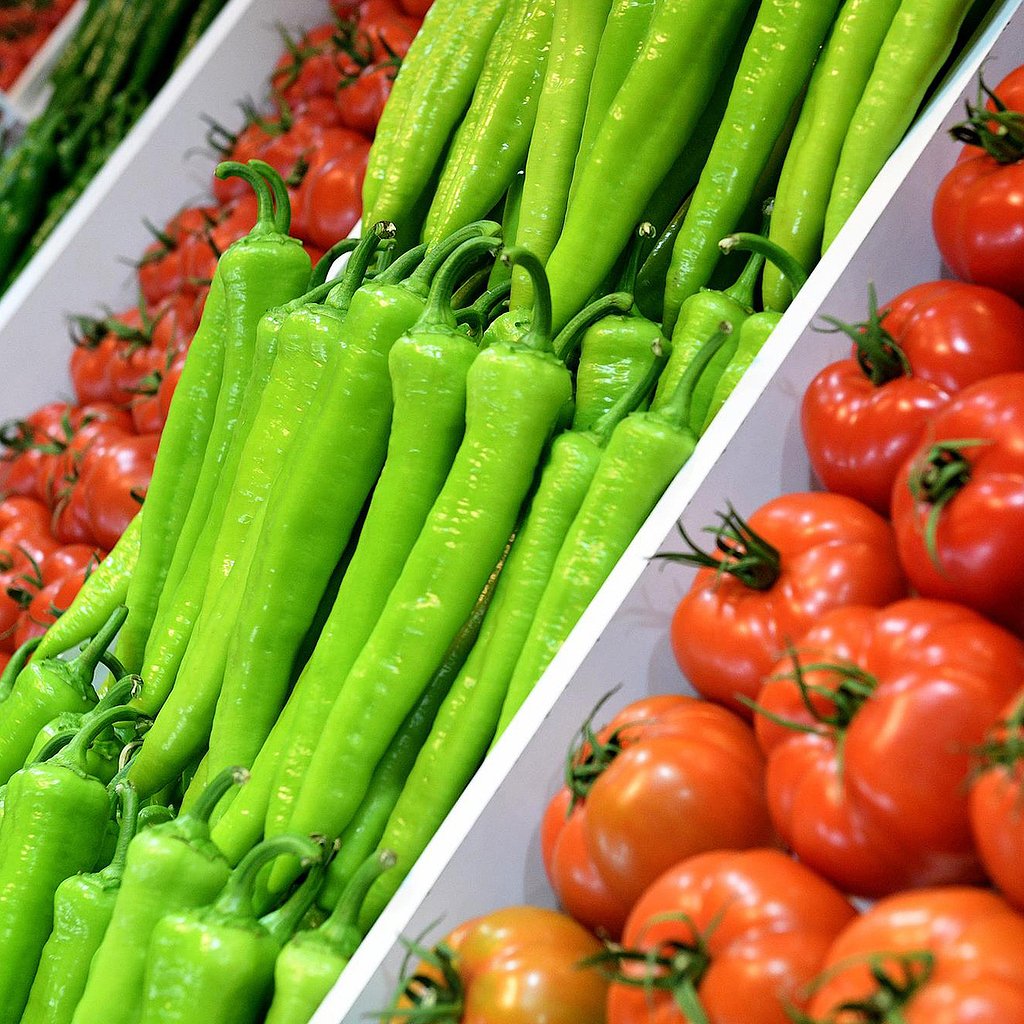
[0, 0, 76, 91]
[0, 1, 428, 662]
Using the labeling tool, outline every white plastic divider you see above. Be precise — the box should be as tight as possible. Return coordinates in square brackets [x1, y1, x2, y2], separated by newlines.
[0, 0, 327, 418]
[322, 2, 1024, 1020]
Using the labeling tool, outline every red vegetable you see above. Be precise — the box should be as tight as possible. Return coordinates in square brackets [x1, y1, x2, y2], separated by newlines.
[542, 694, 774, 937]
[802, 282, 1024, 514]
[891, 373, 1024, 637]
[605, 849, 855, 1024]
[755, 598, 1024, 898]
[667, 492, 907, 717]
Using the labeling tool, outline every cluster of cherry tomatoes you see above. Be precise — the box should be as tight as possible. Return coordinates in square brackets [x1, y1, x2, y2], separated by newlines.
[0, 0, 426, 672]
[0, 0, 76, 92]
[391, 64, 1024, 1024]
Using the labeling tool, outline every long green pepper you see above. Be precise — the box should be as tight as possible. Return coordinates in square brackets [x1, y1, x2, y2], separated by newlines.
[261, 234, 500, 844]
[0, 705, 146, 1024]
[19, 783, 140, 1024]
[662, 0, 844, 333]
[423, 0, 553, 245]
[274, 248, 572, 893]
[71, 766, 247, 1024]
[510, 0, 614, 309]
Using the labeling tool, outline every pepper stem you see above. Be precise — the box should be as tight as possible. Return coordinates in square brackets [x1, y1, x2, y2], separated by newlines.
[659, 325, 732, 429]
[249, 160, 294, 235]
[308, 237, 360, 289]
[418, 236, 502, 331]
[216, 833, 324, 920]
[818, 284, 911, 386]
[184, 764, 250, 825]
[60, 704, 150, 772]
[617, 221, 657, 296]
[71, 605, 128, 687]
[376, 243, 429, 286]
[552, 291, 634, 363]
[261, 841, 332, 945]
[590, 337, 669, 446]
[411, 221, 502, 290]
[720, 231, 808, 302]
[500, 247, 553, 353]
[321, 849, 397, 953]
[214, 160, 276, 234]
[326, 221, 395, 312]
[100, 781, 141, 885]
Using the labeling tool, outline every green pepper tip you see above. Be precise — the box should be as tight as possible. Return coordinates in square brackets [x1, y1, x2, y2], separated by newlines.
[372, 220, 398, 241]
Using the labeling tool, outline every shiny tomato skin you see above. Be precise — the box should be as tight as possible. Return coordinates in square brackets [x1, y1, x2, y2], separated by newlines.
[806, 887, 1024, 1023]
[338, 63, 395, 136]
[608, 849, 856, 1024]
[891, 374, 1024, 637]
[543, 695, 774, 937]
[80, 435, 158, 550]
[756, 599, 1024, 898]
[391, 906, 607, 1024]
[670, 492, 907, 718]
[292, 130, 370, 248]
[970, 689, 1024, 911]
[803, 282, 1024, 514]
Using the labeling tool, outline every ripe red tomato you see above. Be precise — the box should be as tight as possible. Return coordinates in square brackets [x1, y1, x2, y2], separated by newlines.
[291, 129, 369, 247]
[0, 495, 59, 571]
[339, 63, 396, 136]
[390, 906, 608, 1024]
[358, 0, 419, 61]
[970, 688, 1024, 911]
[805, 887, 1024, 1022]
[891, 373, 1024, 637]
[802, 282, 1024, 514]
[934, 69, 1024, 302]
[542, 694, 774, 937]
[398, 0, 431, 14]
[79, 435, 158, 550]
[668, 492, 907, 717]
[607, 849, 855, 1024]
[755, 598, 1024, 898]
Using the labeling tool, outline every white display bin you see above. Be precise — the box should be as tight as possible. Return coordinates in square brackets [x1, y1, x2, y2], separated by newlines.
[319, 2, 1024, 1020]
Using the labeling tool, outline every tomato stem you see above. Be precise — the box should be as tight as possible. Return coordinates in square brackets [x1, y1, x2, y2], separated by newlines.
[817, 285, 910, 387]
[950, 74, 1024, 164]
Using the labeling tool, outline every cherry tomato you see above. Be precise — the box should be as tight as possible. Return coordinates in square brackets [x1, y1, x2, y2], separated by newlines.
[390, 906, 608, 1024]
[0, 495, 59, 572]
[339, 63, 396, 136]
[358, 0, 419, 61]
[970, 688, 1024, 911]
[607, 849, 855, 1024]
[158, 350, 187, 424]
[542, 694, 774, 937]
[291, 129, 369, 247]
[802, 282, 1024, 514]
[805, 888, 1024, 1023]
[891, 373, 1024, 637]
[755, 598, 1024, 898]
[41, 544, 100, 585]
[79, 435, 158, 550]
[668, 492, 907, 717]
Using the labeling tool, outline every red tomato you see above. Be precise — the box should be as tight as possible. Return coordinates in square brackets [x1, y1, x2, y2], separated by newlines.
[52, 477, 97, 547]
[0, 566, 29, 652]
[390, 907, 608, 1024]
[79, 435, 158, 550]
[291, 129, 369, 247]
[607, 849, 855, 1024]
[0, 495, 59, 571]
[970, 688, 1024, 911]
[157, 350, 187, 424]
[542, 694, 774, 937]
[755, 598, 1024, 898]
[398, 0, 431, 14]
[41, 544, 100, 585]
[802, 282, 1024, 514]
[338, 63, 396, 136]
[358, 0, 419, 60]
[805, 888, 1024, 1023]
[890, 374, 1024, 636]
[668, 492, 907, 717]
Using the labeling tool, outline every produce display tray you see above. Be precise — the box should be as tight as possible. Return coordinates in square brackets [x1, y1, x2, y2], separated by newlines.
[322, 2, 1024, 1020]
[0, 0, 328, 419]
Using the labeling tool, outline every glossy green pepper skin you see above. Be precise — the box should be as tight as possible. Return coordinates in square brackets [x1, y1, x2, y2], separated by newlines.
[137, 834, 322, 1024]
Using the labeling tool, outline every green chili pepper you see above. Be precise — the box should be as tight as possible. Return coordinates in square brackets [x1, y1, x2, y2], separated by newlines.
[260, 234, 500, 844]
[423, 0, 554, 245]
[764, 0, 901, 311]
[135, 834, 322, 1024]
[133, 162, 312, 706]
[454, 279, 513, 337]
[823, 0, 974, 249]
[23, 674, 140, 784]
[0, 705, 146, 1024]
[0, 635, 40, 703]
[206, 230, 496, 862]
[20, 782, 140, 1024]
[569, 0, 657, 203]
[173, 0, 228, 66]
[70, 766, 247, 1024]
[265, 851, 396, 1024]
[363, 0, 510, 243]
[509, 0, 614, 310]
[0, 605, 126, 785]
[126, 242, 387, 800]
[35, 512, 140, 662]
[662, 0, 844, 333]
[272, 248, 572, 895]
[318, 552, 505, 911]
[701, 230, 810, 429]
[197, 224, 501, 795]
[506, 328, 732, 704]
[544, 0, 756, 332]
[118, 168, 276, 675]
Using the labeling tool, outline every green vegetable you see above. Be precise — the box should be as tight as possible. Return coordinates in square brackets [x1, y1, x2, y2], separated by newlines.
[662, 0, 844, 333]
